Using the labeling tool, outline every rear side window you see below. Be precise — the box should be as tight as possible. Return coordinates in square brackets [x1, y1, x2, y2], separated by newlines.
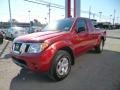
[76, 19, 87, 33]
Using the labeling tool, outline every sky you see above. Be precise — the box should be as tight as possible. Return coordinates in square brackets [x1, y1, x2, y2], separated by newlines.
[0, 0, 120, 23]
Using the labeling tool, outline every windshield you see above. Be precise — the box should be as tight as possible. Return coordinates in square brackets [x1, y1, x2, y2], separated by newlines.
[42, 18, 74, 32]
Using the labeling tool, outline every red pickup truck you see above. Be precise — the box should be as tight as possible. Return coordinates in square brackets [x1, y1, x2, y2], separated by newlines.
[11, 17, 106, 81]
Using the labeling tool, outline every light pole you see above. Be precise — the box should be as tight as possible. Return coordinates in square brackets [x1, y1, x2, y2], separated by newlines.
[113, 9, 116, 25]
[89, 6, 91, 19]
[99, 12, 102, 22]
[109, 15, 112, 23]
[28, 10, 31, 22]
[28, 10, 31, 32]
[48, 4, 51, 23]
[46, 3, 51, 23]
[8, 0, 12, 27]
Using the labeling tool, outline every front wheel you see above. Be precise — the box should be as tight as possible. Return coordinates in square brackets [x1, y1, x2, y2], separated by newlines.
[95, 39, 104, 53]
[49, 50, 71, 81]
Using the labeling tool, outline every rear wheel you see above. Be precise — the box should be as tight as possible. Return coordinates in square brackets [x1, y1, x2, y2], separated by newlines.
[49, 50, 71, 81]
[95, 39, 104, 53]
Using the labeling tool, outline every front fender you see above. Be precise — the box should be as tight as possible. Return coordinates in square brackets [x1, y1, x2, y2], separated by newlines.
[49, 40, 73, 53]
[40, 40, 74, 72]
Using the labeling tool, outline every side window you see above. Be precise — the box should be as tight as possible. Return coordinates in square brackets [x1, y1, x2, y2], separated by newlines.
[89, 20, 95, 32]
[76, 19, 87, 33]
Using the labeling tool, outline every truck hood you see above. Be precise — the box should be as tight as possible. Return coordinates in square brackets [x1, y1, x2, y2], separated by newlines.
[14, 31, 67, 43]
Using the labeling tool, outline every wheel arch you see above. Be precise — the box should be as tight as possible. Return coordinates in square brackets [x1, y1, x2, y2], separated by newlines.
[101, 36, 105, 46]
[49, 40, 75, 66]
[58, 46, 75, 65]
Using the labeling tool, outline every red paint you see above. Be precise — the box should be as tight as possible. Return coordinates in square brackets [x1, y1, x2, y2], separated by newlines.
[68, 0, 71, 17]
[11, 17, 106, 72]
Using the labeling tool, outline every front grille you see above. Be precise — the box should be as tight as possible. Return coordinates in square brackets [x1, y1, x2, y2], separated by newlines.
[25, 44, 30, 52]
[14, 43, 22, 52]
[12, 42, 30, 54]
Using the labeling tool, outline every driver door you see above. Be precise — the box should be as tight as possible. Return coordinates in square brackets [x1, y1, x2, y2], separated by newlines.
[75, 18, 90, 55]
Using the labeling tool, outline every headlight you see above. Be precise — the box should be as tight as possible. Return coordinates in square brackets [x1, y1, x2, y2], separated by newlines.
[28, 42, 48, 53]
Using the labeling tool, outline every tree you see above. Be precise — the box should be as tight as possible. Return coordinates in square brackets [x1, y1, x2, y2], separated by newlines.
[8, 19, 18, 23]
[33, 19, 42, 26]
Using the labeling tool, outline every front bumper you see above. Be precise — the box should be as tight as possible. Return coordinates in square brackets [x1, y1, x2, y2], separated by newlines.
[11, 47, 56, 72]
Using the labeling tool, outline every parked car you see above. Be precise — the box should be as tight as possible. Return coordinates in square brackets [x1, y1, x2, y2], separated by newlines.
[0, 31, 3, 44]
[27, 26, 42, 34]
[0, 29, 7, 38]
[5, 26, 26, 39]
[11, 17, 106, 81]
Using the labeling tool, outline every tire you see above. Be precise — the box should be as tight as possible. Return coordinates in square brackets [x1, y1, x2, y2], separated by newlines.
[95, 39, 104, 53]
[49, 50, 71, 81]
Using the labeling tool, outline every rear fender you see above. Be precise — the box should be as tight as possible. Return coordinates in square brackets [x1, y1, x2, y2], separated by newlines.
[96, 35, 105, 46]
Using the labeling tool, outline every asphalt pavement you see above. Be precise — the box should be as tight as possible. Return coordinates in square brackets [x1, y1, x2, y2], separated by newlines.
[0, 29, 120, 90]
